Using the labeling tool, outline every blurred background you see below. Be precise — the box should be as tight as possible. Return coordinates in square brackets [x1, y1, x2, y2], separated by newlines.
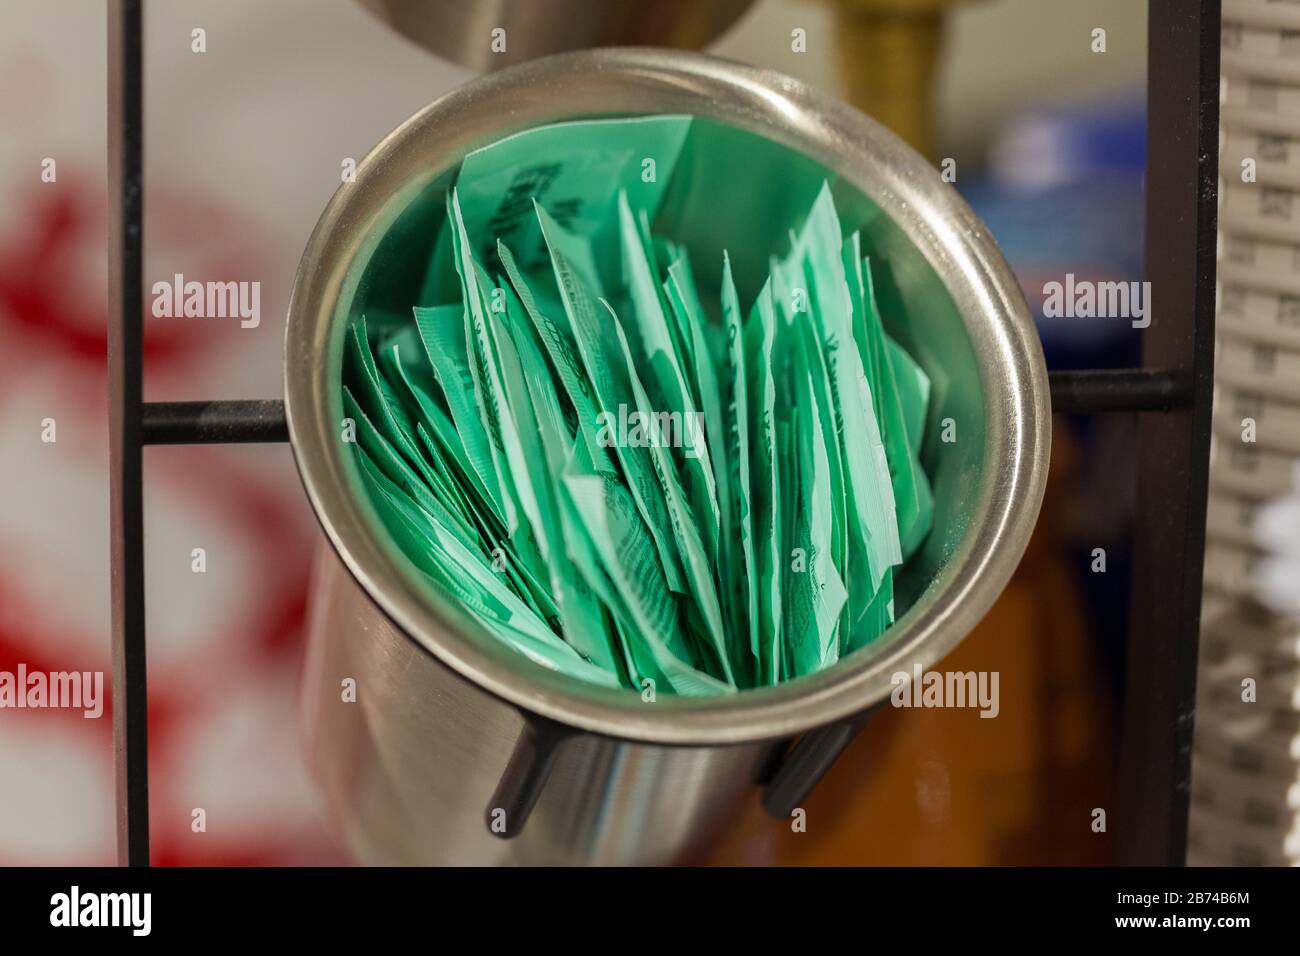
[0, 0, 1148, 865]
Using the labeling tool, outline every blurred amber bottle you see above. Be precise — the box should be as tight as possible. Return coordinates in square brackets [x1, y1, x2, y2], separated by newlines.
[828, 0, 971, 158]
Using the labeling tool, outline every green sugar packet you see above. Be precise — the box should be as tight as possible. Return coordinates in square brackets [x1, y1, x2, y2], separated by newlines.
[375, 332, 482, 523]
[607, 299, 735, 685]
[745, 281, 784, 685]
[448, 190, 524, 540]
[535, 200, 688, 595]
[642, 218, 696, 388]
[795, 290, 848, 603]
[562, 452, 731, 696]
[413, 303, 508, 528]
[422, 115, 693, 304]
[785, 184, 901, 598]
[719, 255, 759, 680]
[784, 333, 848, 678]
[497, 240, 617, 475]
[506, 289, 625, 674]
[345, 314, 440, 493]
[617, 191, 722, 573]
[886, 335, 931, 461]
[356, 445, 618, 687]
[378, 334, 548, 612]
[665, 254, 729, 570]
[854, 245, 934, 562]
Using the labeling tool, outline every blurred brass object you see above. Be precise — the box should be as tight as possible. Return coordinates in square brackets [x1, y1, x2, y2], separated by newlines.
[831, 0, 970, 158]
[357, 0, 755, 70]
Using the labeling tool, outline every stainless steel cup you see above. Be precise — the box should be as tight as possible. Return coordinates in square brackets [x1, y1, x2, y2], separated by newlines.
[284, 48, 1050, 865]
[355, 0, 756, 70]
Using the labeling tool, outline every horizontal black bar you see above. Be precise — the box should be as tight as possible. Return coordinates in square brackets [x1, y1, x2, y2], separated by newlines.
[763, 708, 877, 820]
[142, 400, 289, 445]
[1048, 368, 1190, 414]
[4, 866, 1283, 937]
[138, 370, 1187, 449]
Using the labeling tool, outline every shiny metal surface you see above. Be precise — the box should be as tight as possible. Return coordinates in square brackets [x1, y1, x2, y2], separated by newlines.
[356, 0, 755, 70]
[285, 49, 1050, 864]
[303, 550, 770, 865]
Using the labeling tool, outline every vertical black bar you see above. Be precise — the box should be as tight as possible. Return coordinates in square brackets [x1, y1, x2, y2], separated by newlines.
[1119, 0, 1219, 865]
[108, 0, 149, 867]
[762, 708, 878, 820]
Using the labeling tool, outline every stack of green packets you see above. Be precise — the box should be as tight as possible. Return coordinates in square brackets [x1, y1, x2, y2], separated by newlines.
[342, 115, 933, 696]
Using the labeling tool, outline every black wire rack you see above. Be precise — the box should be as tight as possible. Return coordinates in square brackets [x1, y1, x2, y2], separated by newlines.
[107, 0, 1219, 866]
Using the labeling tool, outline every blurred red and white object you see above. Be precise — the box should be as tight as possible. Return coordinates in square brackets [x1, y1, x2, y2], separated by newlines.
[0, 0, 465, 865]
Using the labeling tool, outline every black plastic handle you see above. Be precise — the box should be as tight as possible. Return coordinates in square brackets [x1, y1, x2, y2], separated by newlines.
[485, 715, 575, 839]
[761, 707, 878, 819]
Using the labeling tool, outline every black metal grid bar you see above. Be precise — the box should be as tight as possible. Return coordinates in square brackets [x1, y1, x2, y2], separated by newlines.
[134, 369, 1197, 448]
[107, 0, 149, 868]
[143, 400, 290, 445]
[107, 2, 1219, 867]
[1048, 368, 1190, 414]
[1118, 0, 1220, 866]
